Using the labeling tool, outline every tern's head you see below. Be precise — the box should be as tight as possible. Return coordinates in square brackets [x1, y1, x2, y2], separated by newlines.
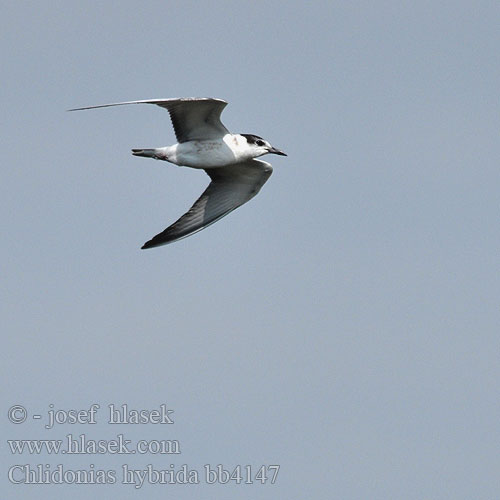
[240, 134, 287, 158]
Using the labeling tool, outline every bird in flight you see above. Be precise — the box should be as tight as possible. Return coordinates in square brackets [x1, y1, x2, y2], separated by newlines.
[69, 98, 286, 249]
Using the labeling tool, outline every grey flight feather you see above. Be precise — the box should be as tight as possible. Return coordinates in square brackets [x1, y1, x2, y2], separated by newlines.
[68, 97, 229, 143]
[141, 159, 273, 249]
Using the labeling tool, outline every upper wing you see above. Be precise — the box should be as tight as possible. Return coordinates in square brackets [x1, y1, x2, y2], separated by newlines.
[142, 159, 273, 249]
[68, 97, 230, 142]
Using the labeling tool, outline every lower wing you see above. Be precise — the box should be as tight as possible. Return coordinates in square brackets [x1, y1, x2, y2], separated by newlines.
[142, 159, 273, 248]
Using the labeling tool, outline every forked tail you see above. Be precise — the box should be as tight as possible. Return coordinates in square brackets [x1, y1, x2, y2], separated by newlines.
[131, 149, 157, 158]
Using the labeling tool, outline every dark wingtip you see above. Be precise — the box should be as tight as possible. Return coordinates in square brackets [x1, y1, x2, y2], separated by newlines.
[141, 235, 174, 249]
[67, 106, 90, 112]
[141, 238, 161, 249]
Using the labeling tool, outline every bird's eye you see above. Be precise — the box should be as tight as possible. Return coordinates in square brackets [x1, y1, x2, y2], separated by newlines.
[256, 140, 265, 146]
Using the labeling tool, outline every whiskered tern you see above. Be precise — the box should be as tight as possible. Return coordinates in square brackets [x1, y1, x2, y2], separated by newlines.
[69, 98, 286, 248]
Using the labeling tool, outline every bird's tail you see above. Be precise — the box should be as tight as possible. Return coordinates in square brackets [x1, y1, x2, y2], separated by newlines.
[132, 148, 157, 158]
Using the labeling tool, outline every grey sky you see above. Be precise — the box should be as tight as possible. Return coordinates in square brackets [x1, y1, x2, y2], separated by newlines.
[2, 1, 499, 499]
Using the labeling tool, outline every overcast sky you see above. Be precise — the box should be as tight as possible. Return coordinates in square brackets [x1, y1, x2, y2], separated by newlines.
[2, 1, 499, 499]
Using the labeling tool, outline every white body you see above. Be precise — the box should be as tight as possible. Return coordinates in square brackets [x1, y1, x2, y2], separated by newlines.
[155, 134, 258, 168]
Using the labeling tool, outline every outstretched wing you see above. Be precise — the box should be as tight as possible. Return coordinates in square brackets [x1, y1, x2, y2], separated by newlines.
[142, 159, 273, 248]
[69, 97, 230, 142]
